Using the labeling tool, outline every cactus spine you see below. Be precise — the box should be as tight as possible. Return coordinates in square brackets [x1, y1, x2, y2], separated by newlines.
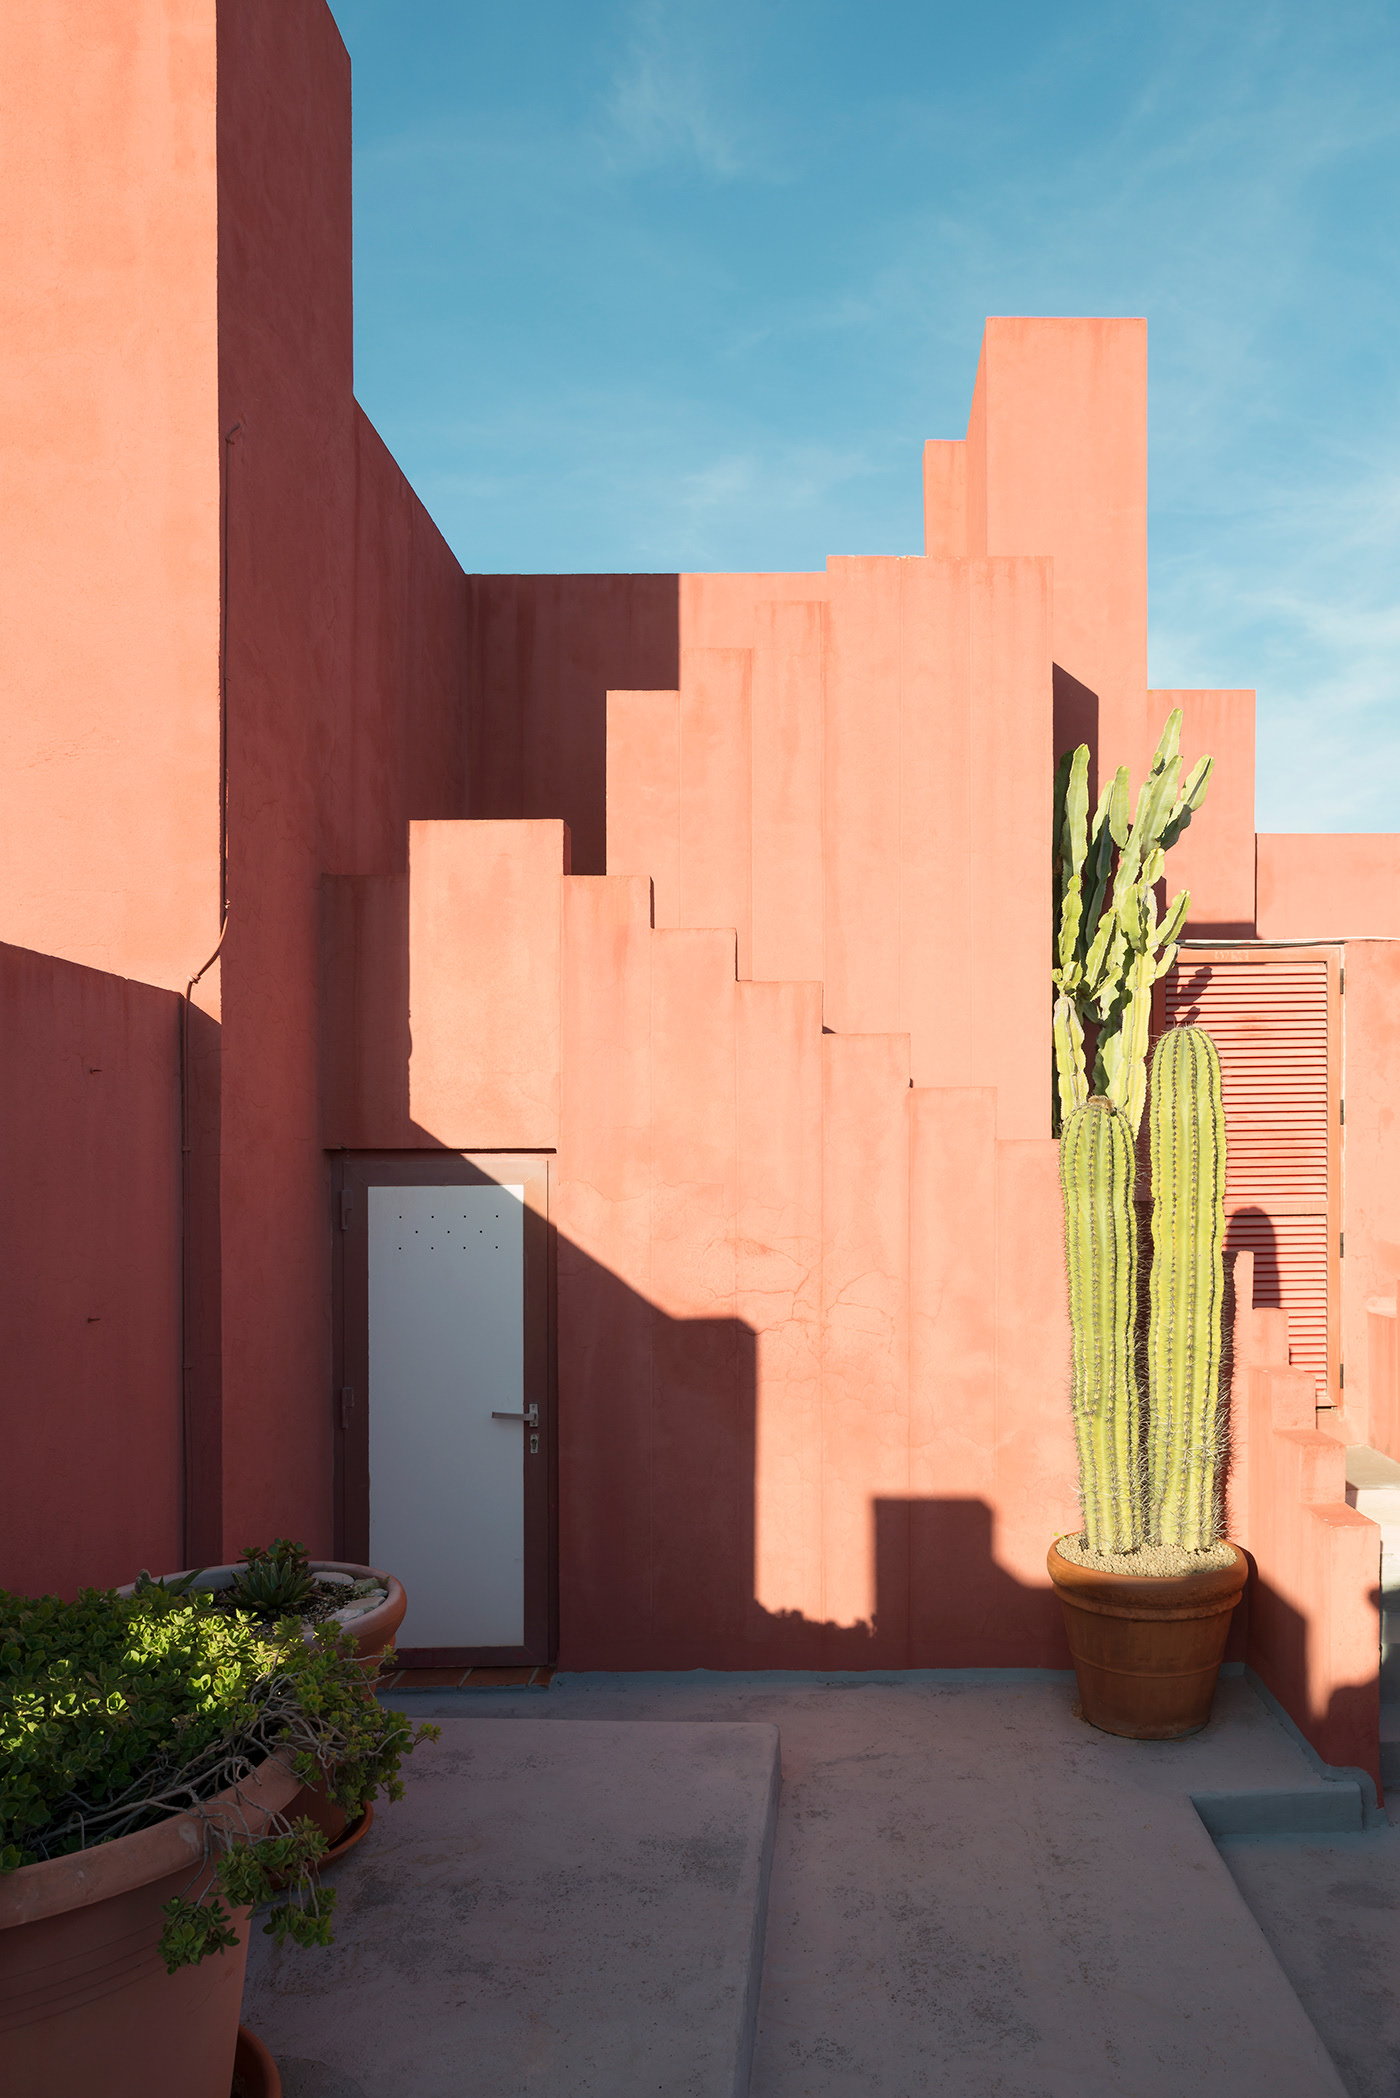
[1147, 1026, 1228, 1549]
[1053, 711, 1212, 1137]
[1060, 1095, 1144, 1554]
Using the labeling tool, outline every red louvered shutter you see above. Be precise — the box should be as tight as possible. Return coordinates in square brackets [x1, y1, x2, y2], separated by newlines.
[1159, 947, 1341, 1408]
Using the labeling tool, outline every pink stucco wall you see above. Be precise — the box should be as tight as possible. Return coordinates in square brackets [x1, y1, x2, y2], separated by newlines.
[1231, 1256, 1380, 1788]
[1, 0, 1389, 1766]
[0, 0, 222, 989]
[0, 945, 182, 1594]
[0, 1, 472, 1575]
[366, 817, 1076, 1667]
[211, 0, 473, 1561]
[1335, 940, 1400, 1456]
[1258, 835, 1400, 940]
[1154, 688, 1257, 935]
[926, 318, 1151, 781]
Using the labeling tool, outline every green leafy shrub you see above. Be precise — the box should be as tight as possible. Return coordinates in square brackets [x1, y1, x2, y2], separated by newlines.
[0, 1583, 437, 1971]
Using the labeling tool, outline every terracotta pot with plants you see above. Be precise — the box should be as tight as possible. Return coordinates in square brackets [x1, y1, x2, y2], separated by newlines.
[119, 1542, 407, 1861]
[1048, 1021, 1246, 1740]
[0, 1578, 436, 2098]
[119, 1544, 407, 1670]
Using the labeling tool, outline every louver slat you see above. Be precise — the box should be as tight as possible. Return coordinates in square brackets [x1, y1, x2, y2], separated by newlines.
[1163, 953, 1337, 1404]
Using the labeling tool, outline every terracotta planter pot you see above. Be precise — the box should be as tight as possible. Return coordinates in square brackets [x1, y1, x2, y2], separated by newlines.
[1047, 1540, 1249, 1739]
[115, 1562, 407, 1671]
[233, 2024, 282, 2098]
[116, 1562, 407, 1855]
[0, 1754, 301, 2098]
[319, 1799, 374, 1869]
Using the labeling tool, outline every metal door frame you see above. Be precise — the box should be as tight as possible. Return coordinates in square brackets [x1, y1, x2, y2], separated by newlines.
[332, 1150, 556, 1666]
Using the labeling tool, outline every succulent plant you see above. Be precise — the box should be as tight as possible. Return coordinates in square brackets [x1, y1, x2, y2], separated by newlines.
[229, 1538, 318, 1619]
[0, 1580, 436, 1971]
[1053, 710, 1212, 1137]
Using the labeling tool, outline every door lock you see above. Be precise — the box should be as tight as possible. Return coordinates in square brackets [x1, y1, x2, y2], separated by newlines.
[491, 1404, 539, 1428]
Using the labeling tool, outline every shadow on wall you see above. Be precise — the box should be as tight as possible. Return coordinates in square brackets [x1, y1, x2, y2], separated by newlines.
[512, 1259, 1069, 1672]
[348, 1173, 1073, 1673]
[1226, 1206, 1283, 1322]
[749, 1497, 1070, 1673]
[1247, 1554, 1381, 1779]
[464, 574, 681, 877]
[1053, 665, 1098, 807]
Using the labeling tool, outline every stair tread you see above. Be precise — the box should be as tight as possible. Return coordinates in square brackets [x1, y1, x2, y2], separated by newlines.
[1345, 1445, 1400, 1490]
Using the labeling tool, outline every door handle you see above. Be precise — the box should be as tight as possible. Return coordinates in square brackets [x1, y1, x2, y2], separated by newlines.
[491, 1405, 539, 1427]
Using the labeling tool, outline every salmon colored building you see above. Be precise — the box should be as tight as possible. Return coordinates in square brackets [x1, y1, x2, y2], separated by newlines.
[4, 1, 1400, 1790]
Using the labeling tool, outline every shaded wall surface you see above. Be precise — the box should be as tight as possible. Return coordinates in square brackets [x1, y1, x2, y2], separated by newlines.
[212, 0, 470, 1560]
[1231, 1257, 1381, 1789]
[0, 946, 182, 1594]
[1, 0, 473, 1575]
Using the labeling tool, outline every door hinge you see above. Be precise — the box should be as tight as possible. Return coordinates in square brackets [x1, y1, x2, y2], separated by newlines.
[1340, 1098, 1345, 1126]
[338, 1188, 353, 1231]
[1340, 1232, 1345, 1258]
[1340, 964, 1346, 993]
[1339, 1363, 1345, 1390]
[338, 1385, 355, 1429]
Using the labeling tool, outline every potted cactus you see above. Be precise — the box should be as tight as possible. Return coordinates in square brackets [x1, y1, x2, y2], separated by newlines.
[1047, 1025, 1248, 1737]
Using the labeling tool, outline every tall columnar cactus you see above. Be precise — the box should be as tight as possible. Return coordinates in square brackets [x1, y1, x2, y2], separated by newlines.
[1147, 1025, 1228, 1549]
[1060, 1096, 1144, 1554]
[1053, 711, 1213, 1138]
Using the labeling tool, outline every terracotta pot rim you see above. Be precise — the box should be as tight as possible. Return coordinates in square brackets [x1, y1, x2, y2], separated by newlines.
[1047, 1538, 1248, 1617]
[234, 2025, 283, 2098]
[319, 1799, 374, 1869]
[0, 1752, 302, 1933]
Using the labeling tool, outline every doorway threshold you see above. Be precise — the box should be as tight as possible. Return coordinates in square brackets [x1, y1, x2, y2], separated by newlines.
[379, 1662, 554, 1691]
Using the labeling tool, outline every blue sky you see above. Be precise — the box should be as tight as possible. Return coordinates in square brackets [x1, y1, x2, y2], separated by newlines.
[328, 0, 1400, 831]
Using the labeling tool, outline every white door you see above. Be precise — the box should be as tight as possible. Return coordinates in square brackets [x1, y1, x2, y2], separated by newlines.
[366, 1183, 526, 1647]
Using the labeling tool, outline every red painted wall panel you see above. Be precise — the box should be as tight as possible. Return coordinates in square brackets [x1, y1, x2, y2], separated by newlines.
[0, 945, 182, 1593]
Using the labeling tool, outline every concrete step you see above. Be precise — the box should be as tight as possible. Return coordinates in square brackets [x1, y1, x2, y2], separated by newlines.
[242, 1719, 780, 2098]
[1345, 1443, 1400, 1528]
[386, 1672, 1353, 2097]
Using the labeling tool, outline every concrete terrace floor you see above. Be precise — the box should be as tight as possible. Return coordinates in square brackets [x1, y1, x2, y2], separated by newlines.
[253, 1668, 1400, 2097]
[1220, 1824, 1400, 2098]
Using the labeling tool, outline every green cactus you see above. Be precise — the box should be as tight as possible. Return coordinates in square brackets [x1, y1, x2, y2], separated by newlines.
[1060, 1095, 1145, 1554]
[1053, 711, 1212, 1137]
[1146, 1026, 1228, 1549]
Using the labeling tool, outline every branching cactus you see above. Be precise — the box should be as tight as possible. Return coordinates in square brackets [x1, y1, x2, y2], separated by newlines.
[1052, 711, 1212, 1137]
[1060, 1096, 1145, 1554]
[1147, 1026, 1228, 1548]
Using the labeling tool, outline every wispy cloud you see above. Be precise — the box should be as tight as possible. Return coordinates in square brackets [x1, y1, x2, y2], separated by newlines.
[334, 0, 1400, 824]
[1151, 452, 1400, 827]
[597, 1, 769, 179]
